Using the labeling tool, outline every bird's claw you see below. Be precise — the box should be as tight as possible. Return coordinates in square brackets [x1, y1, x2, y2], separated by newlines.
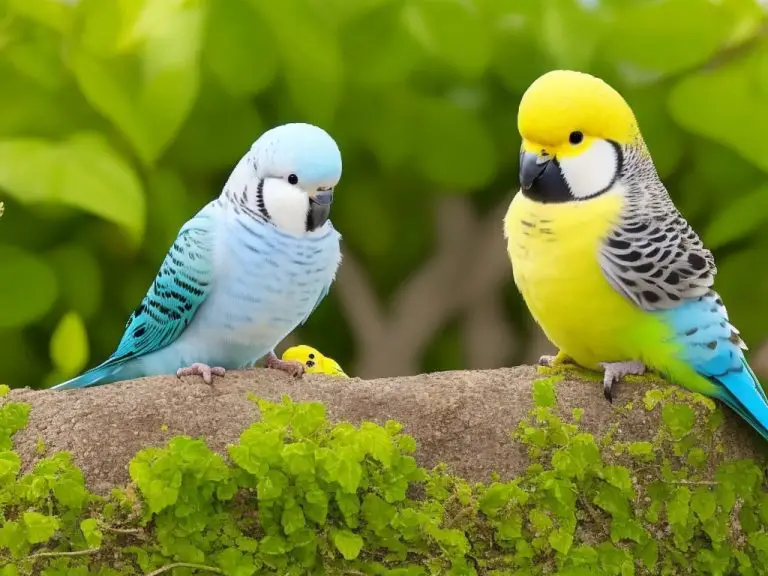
[538, 352, 575, 367]
[266, 352, 305, 379]
[176, 363, 226, 385]
[599, 361, 646, 404]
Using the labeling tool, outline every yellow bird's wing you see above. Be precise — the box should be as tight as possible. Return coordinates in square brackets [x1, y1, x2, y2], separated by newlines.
[321, 357, 348, 378]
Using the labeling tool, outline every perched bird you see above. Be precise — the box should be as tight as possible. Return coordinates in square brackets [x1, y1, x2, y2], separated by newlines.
[54, 123, 343, 390]
[504, 70, 768, 440]
[281, 345, 349, 377]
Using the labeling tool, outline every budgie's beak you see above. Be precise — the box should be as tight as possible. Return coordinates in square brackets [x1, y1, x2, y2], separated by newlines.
[519, 150, 570, 200]
[307, 188, 333, 230]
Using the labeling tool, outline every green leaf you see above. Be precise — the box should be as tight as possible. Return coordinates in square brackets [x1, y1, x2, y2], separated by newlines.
[549, 528, 573, 555]
[668, 48, 768, 175]
[22, 511, 59, 544]
[0, 133, 146, 241]
[303, 488, 329, 525]
[704, 184, 768, 249]
[667, 486, 691, 527]
[594, 483, 630, 520]
[533, 378, 556, 408]
[203, 0, 277, 97]
[0, 520, 26, 557]
[643, 389, 667, 411]
[0, 451, 21, 482]
[250, 0, 342, 124]
[333, 448, 363, 494]
[341, 2, 421, 85]
[540, 0, 604, 70]
[661, 403, 695, 439]
[46, 245, 103, 320]
[281, 500, 306, 536]
[69, 0, 205, 165]
[259, 534, 287, 556]
[634, 539, 658, 572]
[528, 508, 553, 533]
[79, 518, 103, 548]
[0, 244, 58, 329]
[610, 518, 647, 544]
[414, 97, 497, 189]
[332, 528, 364, 560]
[281, 442, 315, 477]
[362, 493, 396, 533]
[257, 469, 289, 501]
[497, 513, 523, 541]
[603, 466, 635, 499]
[691, 488, 717, 523]
[335, 491, 360, 529]
[49, 311, 89, 376]
[229, 426, 284, 476]
[403, 0, 491, 78]
[686, 447, 707, 469]
[479, 483, 513, 517]
[627, 441, 654, 462]
[8, 0, 72, 32]
[607, 0, 728, 77]
[292, 402, 327, 438]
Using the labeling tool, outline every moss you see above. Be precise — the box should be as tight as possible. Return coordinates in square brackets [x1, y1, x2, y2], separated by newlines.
[2, 378, 768, 575]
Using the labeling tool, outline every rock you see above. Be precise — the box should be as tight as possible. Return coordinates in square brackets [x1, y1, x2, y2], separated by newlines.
[6, 366, 763, 494]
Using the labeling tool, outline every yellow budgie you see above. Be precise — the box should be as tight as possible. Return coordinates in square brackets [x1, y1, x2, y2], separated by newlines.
[281, 345, 348, 377]
[504, 70, 768, 440]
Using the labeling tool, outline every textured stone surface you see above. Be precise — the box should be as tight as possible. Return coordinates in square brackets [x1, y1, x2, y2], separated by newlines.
[6, 366, 764, 494]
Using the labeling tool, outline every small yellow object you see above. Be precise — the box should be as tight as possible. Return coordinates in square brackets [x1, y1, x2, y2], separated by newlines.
[281, 345, 348, 377]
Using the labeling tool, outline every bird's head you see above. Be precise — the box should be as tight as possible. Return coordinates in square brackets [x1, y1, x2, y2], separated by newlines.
[227, 123, 342, 234]
[517, 70, 645, 203]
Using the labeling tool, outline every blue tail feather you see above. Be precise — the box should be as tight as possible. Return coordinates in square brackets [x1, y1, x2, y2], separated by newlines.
[52, 363, 123, 390]
[661, 291, 768, 442]
[711, 362, 768, 442]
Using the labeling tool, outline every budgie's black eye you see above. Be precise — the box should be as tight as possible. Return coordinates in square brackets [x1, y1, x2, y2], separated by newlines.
[569, 131, 584, 145]
[308, 353, 315, 359]
[288, 174, 299, 185]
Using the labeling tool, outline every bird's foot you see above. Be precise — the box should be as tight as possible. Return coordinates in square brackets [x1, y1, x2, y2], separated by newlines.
[599, 360, 646, 404]
[266, 351, 305, 379]
[176, 363, 226, 385]
[538, 351, 575, 368]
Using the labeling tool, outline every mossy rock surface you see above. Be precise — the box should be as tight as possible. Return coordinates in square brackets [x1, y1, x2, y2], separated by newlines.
[3, 367, 768, 575]
[7, 366, 765, 493]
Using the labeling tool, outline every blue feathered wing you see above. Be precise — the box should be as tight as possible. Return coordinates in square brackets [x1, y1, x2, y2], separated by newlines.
[53, 205, 217, 389]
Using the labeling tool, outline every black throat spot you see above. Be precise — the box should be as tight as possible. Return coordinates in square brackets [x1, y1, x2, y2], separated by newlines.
[255, 179, 270, 220]
[521, 142, 624, 204]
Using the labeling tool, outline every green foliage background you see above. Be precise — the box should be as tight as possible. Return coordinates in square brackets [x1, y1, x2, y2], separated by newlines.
[1, 0, 768, 387]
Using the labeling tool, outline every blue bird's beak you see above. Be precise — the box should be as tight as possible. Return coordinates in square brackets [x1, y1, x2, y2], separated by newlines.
[307, 189, 334, 231]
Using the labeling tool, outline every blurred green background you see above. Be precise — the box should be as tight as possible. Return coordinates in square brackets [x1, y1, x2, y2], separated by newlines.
[2, 0, 768, 389]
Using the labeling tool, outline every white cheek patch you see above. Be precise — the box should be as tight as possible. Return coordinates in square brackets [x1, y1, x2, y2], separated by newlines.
[260, 178, 309, 236]
[558, 139, 619, 199]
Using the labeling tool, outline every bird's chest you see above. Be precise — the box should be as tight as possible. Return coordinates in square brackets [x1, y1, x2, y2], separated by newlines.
[504, 192, 637, 366]
[203, 221, 339, 347]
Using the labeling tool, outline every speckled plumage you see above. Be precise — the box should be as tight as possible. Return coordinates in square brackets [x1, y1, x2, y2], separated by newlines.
[599, 145, 717, 311]
[506, 70, 768, 440]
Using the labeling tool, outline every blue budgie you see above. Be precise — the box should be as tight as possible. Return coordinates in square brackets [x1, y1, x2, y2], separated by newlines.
[53, 123, 343, 390]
